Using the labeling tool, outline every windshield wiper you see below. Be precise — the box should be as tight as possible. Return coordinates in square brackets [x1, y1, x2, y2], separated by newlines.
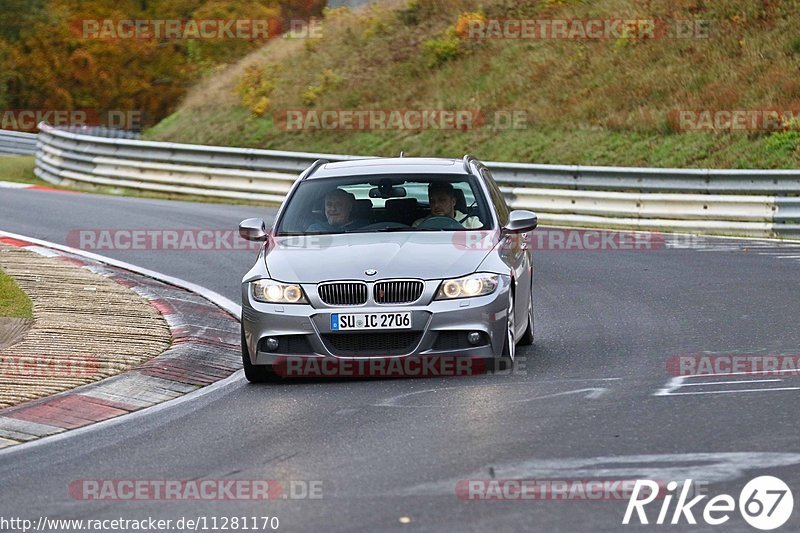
[281, 227, 462, 236]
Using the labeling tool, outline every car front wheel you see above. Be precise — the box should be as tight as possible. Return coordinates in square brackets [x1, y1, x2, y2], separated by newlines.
[518, 292, 534, 346]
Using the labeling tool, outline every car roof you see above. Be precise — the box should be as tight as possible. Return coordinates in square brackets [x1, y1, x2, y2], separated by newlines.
[306, 157, 472, 179]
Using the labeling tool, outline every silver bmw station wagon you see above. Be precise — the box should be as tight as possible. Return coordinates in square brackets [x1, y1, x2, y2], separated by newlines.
[238, 155, 538, 381]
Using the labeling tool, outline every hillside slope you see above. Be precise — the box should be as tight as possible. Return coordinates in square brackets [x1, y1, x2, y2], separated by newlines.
[147, 0, 800, 169]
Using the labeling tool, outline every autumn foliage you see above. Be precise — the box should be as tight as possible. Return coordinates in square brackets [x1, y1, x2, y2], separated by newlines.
[0, 0, 324, 129]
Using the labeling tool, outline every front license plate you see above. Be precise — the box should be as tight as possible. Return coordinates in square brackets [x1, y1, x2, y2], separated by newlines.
[330, 312, 412, 331]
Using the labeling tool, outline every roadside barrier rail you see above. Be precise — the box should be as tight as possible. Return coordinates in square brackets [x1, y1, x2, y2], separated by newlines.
[27, 123, 800, 238]
[0, 130, 37, 156]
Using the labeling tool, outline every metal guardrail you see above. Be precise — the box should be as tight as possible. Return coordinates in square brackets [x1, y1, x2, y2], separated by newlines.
[30, 123, 800, 238]
[0, 130, 37, 156]
[55, 126, 142, 140]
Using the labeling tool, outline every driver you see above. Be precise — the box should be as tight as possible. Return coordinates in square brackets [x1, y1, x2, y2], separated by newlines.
[307, 189, 368, 231]
[413, 182, 482, 228]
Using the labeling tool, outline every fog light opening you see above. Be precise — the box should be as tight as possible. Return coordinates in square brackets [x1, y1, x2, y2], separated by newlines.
[467, 332, 483, 346]
[264, 338, 280, 352]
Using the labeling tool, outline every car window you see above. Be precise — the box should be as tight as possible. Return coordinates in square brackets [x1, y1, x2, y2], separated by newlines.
[275, 174, 493, 234]
[481, 168, 510, 226]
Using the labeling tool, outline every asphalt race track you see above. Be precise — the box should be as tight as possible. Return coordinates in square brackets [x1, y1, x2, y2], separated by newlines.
[2, 187, 800, 531]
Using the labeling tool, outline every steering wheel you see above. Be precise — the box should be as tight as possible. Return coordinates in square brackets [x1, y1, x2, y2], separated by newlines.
[416, 216, 464, 230]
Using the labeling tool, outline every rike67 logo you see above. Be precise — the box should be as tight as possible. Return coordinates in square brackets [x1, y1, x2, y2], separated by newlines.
[623, 476, 794, 530]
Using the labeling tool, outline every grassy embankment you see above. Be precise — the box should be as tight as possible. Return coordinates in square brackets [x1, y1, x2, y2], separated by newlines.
[146, 0, 800, 169]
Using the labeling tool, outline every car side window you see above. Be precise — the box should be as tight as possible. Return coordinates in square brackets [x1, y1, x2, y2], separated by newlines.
[481, 168, 510, 226]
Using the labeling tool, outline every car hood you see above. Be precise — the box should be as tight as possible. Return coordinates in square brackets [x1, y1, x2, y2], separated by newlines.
[265, 231, 497, 283]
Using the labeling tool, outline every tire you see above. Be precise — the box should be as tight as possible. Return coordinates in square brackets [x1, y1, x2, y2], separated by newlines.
[241, 325, 280, 383]
[518, 292, 534, 346]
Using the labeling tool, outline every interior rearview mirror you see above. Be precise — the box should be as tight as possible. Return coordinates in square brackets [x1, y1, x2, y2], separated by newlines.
[369, 186, 407, 198]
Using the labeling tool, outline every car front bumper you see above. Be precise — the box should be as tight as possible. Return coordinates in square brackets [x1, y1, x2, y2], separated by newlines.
[241, 277, 511, 370]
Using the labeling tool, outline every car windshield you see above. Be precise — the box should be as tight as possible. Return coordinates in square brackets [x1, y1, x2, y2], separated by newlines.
[275, 174, 492, 235]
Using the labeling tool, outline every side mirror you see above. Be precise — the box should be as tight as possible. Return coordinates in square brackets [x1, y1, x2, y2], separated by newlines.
[239, 218, 268, 241]
[502, 210, 538, 234]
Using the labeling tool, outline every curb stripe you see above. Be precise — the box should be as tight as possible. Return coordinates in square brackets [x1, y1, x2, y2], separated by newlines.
[0, 237, 31, 247]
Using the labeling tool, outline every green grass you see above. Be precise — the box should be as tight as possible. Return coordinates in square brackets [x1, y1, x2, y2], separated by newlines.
[0, 269, 32, 318]
[0, 156, 46, 185]
[145, 0, 800, 169]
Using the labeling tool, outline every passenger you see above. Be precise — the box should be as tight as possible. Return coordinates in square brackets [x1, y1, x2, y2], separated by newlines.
[307, 189, 368, 232]
[413, 182, 482, 228]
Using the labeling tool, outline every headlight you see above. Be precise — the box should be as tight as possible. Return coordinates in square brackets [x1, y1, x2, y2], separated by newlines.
[435, 273, 499, 300]
[252, 280, 308, 304]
